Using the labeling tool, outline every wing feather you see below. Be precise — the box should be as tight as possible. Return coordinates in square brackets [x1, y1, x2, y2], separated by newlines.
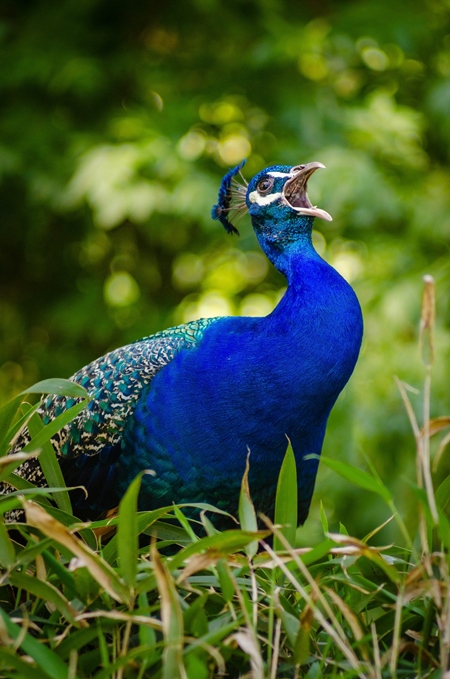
[5, 317, 221, 490]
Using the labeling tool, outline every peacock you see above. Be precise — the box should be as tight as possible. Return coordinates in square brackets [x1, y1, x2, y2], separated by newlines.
[5, 160, 363, 526]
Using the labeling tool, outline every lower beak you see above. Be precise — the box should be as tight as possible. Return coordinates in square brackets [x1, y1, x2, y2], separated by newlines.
[283, 162, 332, 222]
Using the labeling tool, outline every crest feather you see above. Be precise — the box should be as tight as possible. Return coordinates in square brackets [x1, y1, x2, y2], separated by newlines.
[211, 160, 247, 235]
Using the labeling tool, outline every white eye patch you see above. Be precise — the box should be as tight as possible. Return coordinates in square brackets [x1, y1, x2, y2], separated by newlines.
[266, 171, 291, 178]
[248, 191, 283, 205]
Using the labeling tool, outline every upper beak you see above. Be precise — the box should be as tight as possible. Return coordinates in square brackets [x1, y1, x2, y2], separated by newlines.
[283, 162, 332, 222]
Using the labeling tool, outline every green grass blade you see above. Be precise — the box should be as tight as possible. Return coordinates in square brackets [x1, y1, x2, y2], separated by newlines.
[117, 471, 146, 589]
[2, 471, 40, 492]
[101, 506, 177, 565]
[0, 379, 88, 459]
[0, 647, 54, 679]
[0, 515, 16, 567]
[216, 558, 235, 603]
[0, 451, 39, 483]
[22, 399, 88, 455]
[274, 440, 298, 551]
[238, 452, 258, 558]
[21, 378, 88, 399]
[435, 474, 450, 512]
[0, 607, 71, 679]
[168, 529, 268, 572]
[152, 543, 187, 679]
[8, 572, 79, 625]
[319, 455, 392, 502]
[0, 393, 25, 455]
[26, 411, 72, 514]
[1, 402, 42, 459]
[24, 500, 132, 606]
[319, 500, 329, 534]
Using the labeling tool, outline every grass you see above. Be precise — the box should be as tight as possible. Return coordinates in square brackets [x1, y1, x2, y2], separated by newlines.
[0, 276, 450, 678]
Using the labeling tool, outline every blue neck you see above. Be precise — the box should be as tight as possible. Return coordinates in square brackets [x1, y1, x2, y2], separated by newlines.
[251, 211, 316, 278]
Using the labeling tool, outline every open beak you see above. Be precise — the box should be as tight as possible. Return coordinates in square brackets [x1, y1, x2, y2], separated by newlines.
[283, 162, 332, 222]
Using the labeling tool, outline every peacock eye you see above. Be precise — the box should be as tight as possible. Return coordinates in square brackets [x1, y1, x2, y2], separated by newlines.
[257, 177, 274, 195]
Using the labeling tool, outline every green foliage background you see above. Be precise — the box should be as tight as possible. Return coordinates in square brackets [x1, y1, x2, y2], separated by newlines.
[1, 0, 450, 542]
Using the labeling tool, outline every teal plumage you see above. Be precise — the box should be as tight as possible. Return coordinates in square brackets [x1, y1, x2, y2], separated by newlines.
[5, 161, 363, 526]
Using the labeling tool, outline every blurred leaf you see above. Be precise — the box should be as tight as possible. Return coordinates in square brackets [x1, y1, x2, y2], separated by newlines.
[294, 602, 314, 666]
[423, 416, 450, 437]
[216, 558, 235, 603]
[0, 648, 53, 679]
[435, 474, 450, 512]
[319, 500, 329, 535]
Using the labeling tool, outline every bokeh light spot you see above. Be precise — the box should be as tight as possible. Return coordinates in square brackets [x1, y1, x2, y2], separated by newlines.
[239, 293, 274, 317]
[218, 135, 251, 165]
[361, 47, 389, 71]
[104, 272, 140, 307]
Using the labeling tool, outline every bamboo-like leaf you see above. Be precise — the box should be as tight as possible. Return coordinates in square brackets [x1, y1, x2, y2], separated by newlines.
[168, 529, 268, 572]
[437, 507, 450, 557]
[101, 506, 177, 565]
[0, 608, 70, 679]
[21, 378, 88, 399]
[274, 440, 298, 551]
[0, 495, 22, 515]
[293, 601, 314, 666]
[1, 401, 42, 459]
[117, 470, 146, 588]
[23, 499, 131, 605]
[239, 451, 258, 558]
[171, 504, 199, 542]
[274, 594, 300, 647]
[22, 399, 88, 455]
[0, 514, 16, 568]
[319, 455, 392, 502]
[0, 379, 88, 458]
[8, 572, 81, 625]
[138, 591, 157, 662]
[26, 411, 72, 514]
[0, 648, 53, 679]
[216, 558, 235, 603]
[319, 500, 329, 534]
[435, 474, 450, 512]
[0, 393, 25, 456]
[55, 620, 116, 661]
[328, 532, 401, 585]
[40, 548, 78, 599]
[152, 543, 187, 679]
[2, 471, 40, 493]
[0, 450, 39, 483]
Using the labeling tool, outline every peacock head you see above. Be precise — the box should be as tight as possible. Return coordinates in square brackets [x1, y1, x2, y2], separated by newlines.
[211, 161, 331, 262]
